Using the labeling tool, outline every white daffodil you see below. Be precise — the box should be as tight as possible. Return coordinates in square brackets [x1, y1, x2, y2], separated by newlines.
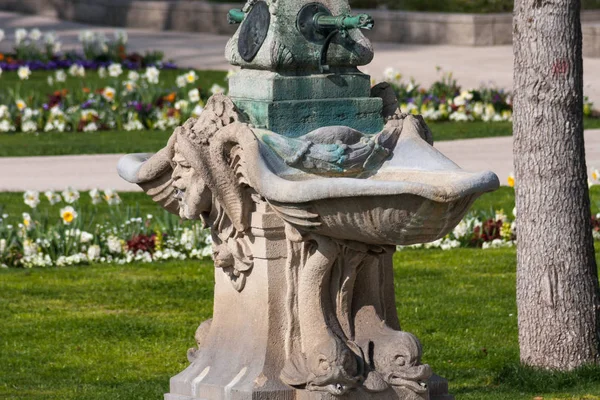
[123, 80, 136, 93]
[226, 69, 237, 80]
[108, 63, 123, 78]
[185, 70, 198, 84]
[17, 66, 31, 80]
[60, 206, 77, 225]
[89, 188, 102, 205]
[61, 187, 80, 204]
[188, 88, 200, 103]
[15, 99, 27, 112]
[47, 76, 54, 86]
[22, 212, 32, 230]
[103, 189, 121, 205]
[0, 105, 7, 118]
[15, 28, 27, 45]
[23, 190, 40, 209]
[44, 190, 62, 205]
[102, 87, 116, 102]
[29, 28, 42, 41]
[144, 66, 160, 84]
[210, 84, 225, 95]
[98, 66, 107, 79]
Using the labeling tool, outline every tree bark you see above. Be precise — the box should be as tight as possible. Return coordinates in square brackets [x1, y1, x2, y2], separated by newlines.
[513, 0, 600, 370]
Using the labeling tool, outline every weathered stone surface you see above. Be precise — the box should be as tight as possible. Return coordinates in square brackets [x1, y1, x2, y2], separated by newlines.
[117, 2, 498, 398]
[118, 94, 496, 399]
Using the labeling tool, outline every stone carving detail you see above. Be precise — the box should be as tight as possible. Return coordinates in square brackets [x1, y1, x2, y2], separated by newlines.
[118, 92, 498, 399]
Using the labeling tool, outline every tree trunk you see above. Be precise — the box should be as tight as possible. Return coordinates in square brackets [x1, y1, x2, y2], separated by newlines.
[513, 0, 600, 370]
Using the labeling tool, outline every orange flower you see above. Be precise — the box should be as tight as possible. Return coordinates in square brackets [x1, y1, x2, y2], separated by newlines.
[0, 54, 4, 61]
[82, 87, 90, 94]
[164, 92, 176, 103]
[6, 56, 13, 63]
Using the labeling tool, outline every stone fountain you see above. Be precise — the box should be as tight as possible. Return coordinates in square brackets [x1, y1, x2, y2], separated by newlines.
[118, 1, 499, 399]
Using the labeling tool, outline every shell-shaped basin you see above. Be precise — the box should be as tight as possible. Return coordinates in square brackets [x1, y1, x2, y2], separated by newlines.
[250, 117, 499, 246]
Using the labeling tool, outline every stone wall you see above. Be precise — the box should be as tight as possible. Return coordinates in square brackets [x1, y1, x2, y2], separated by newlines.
[0, 0, 599, 51]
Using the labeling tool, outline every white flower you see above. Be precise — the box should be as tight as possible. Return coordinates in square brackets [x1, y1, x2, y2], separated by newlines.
[0, 105, 7, 119]
[23, 239, 38, 257]
[44, 190, 62, 205]
[0, 120, 15, 132]
[53, 42, 62, 54]
[102, 87, 116, 102]
[185, 70, 198, 84]
[591, 168, 600, 182]
[69, 64, 85, 77]
[188, 88, 200, 103]
[61, 187, 80, 204]
[452, 219, 469, 239]
[98, 66, 107, 79]
[0, 29, 4, 43]
[0, 239, 6, 254]
[210, 84, 225, 95]
[191, 104, 204, 117]
[108, 63, 123, 77]
[15, 99, 27, 112]
[176, 75, 186, 88]
[29, 28, 42, 41]
[21, 120, 38, 132]
[123, 80, 136, 93]
[55, 69, 67, 82]
[174, 100, 189, 111]
[144, 67, 160, 84]
[226, 69, 237, 80]
[17, 66, 31, 80]
[83, 122, 98, 132]
[87, 244, 101, 260]
[78, 30, 95, 43]
[22, 212, 32, 229]
[103, 189, 121, 205]
[495, 210, 508, 222]
[114, 29, 128, 44]
[80, 231, 94, 244]
[127, 71, 139, 81]
[107, 236, 122, 254]
[60, 206, 77, 225]
[383, 67, 402, 82]
[23, 190, 40, 208]
[453, 95, 466, 107]
[15, 28, 27, 45]
[123, 119, 144, 131]
[47, 76, 54, 86]
[43, 31, 57, 44]
[89, 188, 102, 205]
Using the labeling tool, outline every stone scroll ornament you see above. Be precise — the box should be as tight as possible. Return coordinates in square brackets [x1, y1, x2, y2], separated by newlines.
[118, 90, 498, 399]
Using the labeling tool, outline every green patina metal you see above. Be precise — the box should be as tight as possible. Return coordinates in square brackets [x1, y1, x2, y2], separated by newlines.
[225, 0, 384, 139]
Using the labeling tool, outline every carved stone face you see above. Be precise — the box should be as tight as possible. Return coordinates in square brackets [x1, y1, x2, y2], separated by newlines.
[172, 144, 212, 220]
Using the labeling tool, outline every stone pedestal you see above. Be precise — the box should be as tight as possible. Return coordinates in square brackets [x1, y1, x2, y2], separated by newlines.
[164, 201, 453, 400]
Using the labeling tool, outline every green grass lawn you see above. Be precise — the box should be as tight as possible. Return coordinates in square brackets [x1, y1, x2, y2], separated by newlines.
[1, 250, 599, 399]
[1, 188, 600, 398]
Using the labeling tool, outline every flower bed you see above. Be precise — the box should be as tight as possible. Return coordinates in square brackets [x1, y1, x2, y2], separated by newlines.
[379, 68, 596, 122]
[0, 28, 176, 71]
[0, 189, 212, 268]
